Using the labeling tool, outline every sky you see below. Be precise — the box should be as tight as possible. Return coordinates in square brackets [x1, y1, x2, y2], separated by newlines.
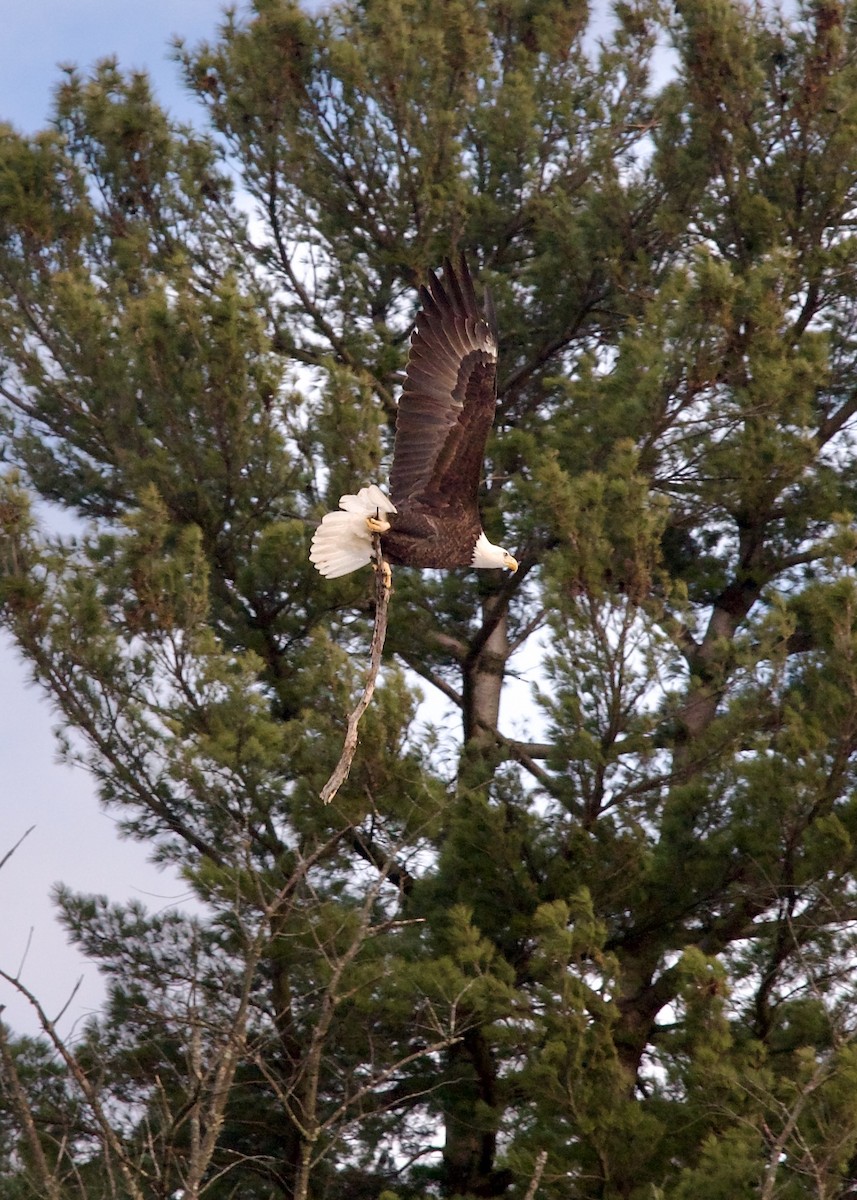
[0, 1, 231, 1039]
[1, 0, 226, 133]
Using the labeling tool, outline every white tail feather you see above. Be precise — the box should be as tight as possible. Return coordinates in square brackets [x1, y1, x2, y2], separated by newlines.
[338, 484, 396, 515]
[309, 487, 397, 578]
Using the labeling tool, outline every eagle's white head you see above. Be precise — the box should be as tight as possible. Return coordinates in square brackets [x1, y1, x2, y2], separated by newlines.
[472, 531, 518, 572]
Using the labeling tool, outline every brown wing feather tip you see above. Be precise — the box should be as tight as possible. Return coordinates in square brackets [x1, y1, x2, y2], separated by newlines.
[390, 254, 499, 509]
[457, 255, 479, 311]
[439, 256, 497, 354]
[418, 283, 441, 321]
[426, 277, 450, 320]
[456, 256, 481, 311]
[442, 259, 467, 315]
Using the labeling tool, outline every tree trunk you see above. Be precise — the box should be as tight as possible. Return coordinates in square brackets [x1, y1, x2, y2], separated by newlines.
[441, 1030, 512, 1198]
[463, 588, 510, 754]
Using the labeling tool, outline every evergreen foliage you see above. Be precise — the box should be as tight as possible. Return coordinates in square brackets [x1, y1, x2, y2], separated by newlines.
[3, 0, 857, 1195]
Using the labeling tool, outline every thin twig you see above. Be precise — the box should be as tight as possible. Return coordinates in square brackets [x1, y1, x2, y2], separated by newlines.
[0, 825, 35, 873]
[321, 537, 392, 804]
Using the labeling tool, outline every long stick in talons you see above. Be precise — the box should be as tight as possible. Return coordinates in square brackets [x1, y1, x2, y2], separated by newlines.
[320, 532, 392, 805]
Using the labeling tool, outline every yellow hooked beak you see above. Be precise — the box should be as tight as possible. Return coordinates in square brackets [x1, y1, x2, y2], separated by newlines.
[503, 552, 519, 572]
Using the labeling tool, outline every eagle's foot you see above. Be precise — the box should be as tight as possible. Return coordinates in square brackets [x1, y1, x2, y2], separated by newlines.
[372, 558, 393, 590]
[366, 514, 391, 534]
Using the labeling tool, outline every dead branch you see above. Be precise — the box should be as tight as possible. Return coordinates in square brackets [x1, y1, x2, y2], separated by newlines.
[0, 825, 35, 873]
[321, 537, 391, 804]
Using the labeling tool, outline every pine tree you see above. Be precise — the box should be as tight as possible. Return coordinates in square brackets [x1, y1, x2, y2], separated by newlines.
[3, 0, 857, 1196]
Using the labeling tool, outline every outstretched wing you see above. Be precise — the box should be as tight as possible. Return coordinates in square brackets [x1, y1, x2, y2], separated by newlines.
[389, 255, 498, 514]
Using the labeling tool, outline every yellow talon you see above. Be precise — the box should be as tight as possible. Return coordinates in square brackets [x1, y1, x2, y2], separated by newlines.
[372, 558, 393, 590]
[366, 514, 391, 534]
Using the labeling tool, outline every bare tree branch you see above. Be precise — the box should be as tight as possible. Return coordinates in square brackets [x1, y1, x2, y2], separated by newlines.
[321, 539, 392, 804]
[0, 825, 35, 873]
[397, 650, 464, 709]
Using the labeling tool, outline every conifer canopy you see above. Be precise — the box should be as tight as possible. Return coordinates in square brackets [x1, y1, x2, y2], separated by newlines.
[3, 1, 857, 1197]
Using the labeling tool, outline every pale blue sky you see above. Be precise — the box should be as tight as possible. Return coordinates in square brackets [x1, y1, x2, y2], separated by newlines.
[2, 0, 226, 133]
[1, 1, 230, 1038]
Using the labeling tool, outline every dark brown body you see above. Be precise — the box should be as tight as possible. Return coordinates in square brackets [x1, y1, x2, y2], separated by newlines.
[381, 507, 482, 568]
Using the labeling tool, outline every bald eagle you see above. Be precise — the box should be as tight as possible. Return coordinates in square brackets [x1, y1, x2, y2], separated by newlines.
[310, 256, 518, 578]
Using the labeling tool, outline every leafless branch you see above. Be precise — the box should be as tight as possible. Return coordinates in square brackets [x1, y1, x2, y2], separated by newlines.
[321, 539, 392, 804]
[397, 650, 463, 708]
[508, 606, 548, 656]
[428, 630, 469, 660]
[0, 825, 35, 873]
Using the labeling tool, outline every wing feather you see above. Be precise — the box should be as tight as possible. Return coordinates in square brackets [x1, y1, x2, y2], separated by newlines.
[389, 254, 499, 512]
